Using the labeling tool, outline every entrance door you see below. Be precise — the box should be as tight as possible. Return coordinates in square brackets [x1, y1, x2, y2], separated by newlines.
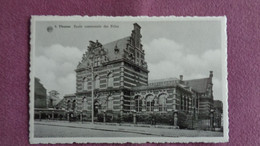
[94, 100, 100, 117]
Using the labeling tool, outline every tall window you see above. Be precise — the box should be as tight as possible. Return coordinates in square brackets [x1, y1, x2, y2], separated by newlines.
[146, 95, 155, 112]
[196, 96, 199, 108]
[82, 97, 87, 110]
[97, 57, 100, 66]
[94, 57, 101, 67]
[94, 57, 97, 67]
[187, 97, 190, 112]
[107, 73, 113, 87]
[180, 94, 183, 110]
[67, 100, 71, 110]
[184, 95, 186, 111]
[94, 76, 100, 89]
[72, 100, 76, 111]
[158, 94, 167, 111]
[83, 77, 88, 91]
[107, 96, 113, 110]
[135, 95, 142, 112]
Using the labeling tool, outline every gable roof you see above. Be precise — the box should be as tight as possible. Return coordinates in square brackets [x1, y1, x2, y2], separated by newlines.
[55, 98, 65, 108]
[213, 100, 223, 108]
[133, 77, 192, 94]
[102, 36, 130, 61]
[184, 78, 211, 93]
[77, 36, 130, 69]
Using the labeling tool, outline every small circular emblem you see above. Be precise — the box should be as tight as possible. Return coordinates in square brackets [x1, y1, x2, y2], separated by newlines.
[47, 26, 53, 32]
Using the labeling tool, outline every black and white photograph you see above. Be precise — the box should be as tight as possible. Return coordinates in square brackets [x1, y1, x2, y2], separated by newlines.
[29, 16, 228, 143]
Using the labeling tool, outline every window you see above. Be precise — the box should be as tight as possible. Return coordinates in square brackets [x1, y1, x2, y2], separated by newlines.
[93, 57, 102, 67]
[94, 76, 100, 89]
[196, 97, 199, 108]
[83, 77, 88, 91]
[107, 73, 113, 87]
[146, 95, 155, 112]
[97, 57, 101, 66]
[135, 95, 142, 112]
[72, 100, 76, 111]
[82, 97, 87, 110]
[107, 96, 113, 110]
[180, 94, 183, 110]
[184, 95, 186, 110]
[187, 97, 190, 112]
[67, 100, 71, 110]
[158, 94, 167, 111]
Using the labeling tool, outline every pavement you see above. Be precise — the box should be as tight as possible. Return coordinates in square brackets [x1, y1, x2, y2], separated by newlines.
[34, 120, 223, 137]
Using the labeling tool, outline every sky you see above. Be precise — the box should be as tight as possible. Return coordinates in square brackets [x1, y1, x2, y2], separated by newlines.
[34, 19, 225, 101]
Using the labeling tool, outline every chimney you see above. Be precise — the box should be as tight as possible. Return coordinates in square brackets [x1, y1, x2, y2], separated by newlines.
[133, 23, 141, 30]
[209, 71, 213, 78]
[180, 75, 183, 81]
[132, 23, 142, 48]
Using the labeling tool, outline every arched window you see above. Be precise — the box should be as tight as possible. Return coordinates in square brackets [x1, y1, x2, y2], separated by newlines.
[146, 95, 155, 112]
[107, 96, 113, 110]
[94, 76, 100, 89]
[83, 77, 88, 91]
[158, 94, 167, 111]
[82, 97, 87, 111]
[135, 95, 142, 112]
[107, 73, 113, 87]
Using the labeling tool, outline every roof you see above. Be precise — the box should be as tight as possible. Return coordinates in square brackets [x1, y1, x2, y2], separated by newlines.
[148, 77, 179, 84]
[34, 78, 46, 96]
[103, 36, 130, 61]
[184, 78, 211, 93]
[133, 78, 192, 94]
[64, 94, 76, 97]
[145, 77, 180, 88]
[133, 82, 178, 91]
[55, 98, 65, 107]
[77, 36, 130, 69]
[213, 100, 223, 107]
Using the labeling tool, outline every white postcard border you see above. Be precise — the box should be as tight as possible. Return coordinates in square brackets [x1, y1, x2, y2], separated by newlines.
[29, 15, 228, 144]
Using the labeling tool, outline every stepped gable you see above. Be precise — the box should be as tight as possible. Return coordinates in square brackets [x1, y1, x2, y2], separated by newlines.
[184, 78, 211, 93]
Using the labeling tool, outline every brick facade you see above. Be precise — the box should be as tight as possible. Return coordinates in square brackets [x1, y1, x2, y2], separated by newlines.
[55, 23, 222, 129]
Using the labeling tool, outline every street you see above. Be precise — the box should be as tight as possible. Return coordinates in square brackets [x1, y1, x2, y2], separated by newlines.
[34, 124, 151, 137]
[34, 121, 223, 137]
